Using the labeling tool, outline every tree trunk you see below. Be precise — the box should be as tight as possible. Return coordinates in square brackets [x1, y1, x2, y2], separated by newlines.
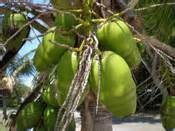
[169, 88, 175, 96]
[2, 95, 7, 120]
[80, 91, 112, 131]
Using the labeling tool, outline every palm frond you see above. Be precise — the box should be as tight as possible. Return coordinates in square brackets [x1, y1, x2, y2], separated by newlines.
[138, 0, 175, 42]
[14, 59, 35, 77]
[6, 54, 36, 78]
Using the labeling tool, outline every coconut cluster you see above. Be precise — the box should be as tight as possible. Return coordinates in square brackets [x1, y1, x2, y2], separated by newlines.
[7, 1, 143, 130]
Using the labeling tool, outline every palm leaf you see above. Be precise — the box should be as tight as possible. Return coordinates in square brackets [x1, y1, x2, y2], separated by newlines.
[6, 55, 36, 78]
[138, 0, 175, 42]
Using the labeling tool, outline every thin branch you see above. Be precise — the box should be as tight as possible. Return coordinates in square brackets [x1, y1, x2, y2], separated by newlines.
[54, 36, 94, 131]
[137, 76, 152, 89]
[2, 11, 52, 47]
[12, 59, 33, 78]
[135, 2, 175, 12]
[50, 40, 79, 52]
[95, 2, 114, 15]
[92, 34, 101, 114]
[127, 0, 139, 9]
[30, 25, 42, 44]
[144, 36, 175, 59]
[120, 17, 175, 60]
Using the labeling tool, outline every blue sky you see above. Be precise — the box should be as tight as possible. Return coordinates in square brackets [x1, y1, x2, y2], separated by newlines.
[16, 0, 50, 87]
[0, 0, 50, 87]
[18, 29, 41, 87]
[31, 0, 49, 4]
[18, 29, 41, 57]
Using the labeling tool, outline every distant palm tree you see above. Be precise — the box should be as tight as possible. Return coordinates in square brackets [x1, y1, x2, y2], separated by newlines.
[5, 53, 36, 101]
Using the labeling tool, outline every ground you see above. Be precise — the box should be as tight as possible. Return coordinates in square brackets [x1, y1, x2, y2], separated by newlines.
[75, 111, 165, 131]
[112, 112, 165, 131]
[0, 109, 165, 131]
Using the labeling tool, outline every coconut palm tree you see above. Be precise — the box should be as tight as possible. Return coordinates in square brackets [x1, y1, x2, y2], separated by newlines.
[1, 0, 175, 131]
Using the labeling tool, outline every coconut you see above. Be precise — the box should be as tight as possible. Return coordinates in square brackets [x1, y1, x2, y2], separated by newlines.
[56, 51, 79, 105]
[33, 27, 76, 72]
[96, 20, 141, 69]
[44, 106, 75, 131]
[41, 85, 60, 107]
[161, 95, 175, 129]
[90, 51, 137, 117]
[54, 12, 78, 30]
[2, 12, 30, 50]
[16, 101, 44, 130]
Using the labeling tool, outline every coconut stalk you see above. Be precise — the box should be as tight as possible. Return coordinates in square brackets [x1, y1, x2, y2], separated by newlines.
[80, 0, 114, 131]
[81, 91, 112, 131]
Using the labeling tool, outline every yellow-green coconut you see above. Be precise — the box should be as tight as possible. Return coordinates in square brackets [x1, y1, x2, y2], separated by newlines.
[96, 20, 141, 69]
[90, 51, 137, 117]
[33, 27, 76, 72]
[2, 12, 30, 50]
[16, 101, 44, 130]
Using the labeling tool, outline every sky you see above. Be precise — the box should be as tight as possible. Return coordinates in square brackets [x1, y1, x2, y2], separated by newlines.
[30, 0, 50, 4]
[16, 0, 50, 87]
[18, 29, 41, 87]
[0, 0, 50, 87]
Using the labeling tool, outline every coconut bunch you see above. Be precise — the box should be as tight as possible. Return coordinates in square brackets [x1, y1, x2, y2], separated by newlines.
[0, 12, 30, 68]
[32, 0, 142, 122]
[33, 13, 78, 72]
[29, 0, 144, 130]
[15, 94, 75, 131]
[16, 100, 45, 131]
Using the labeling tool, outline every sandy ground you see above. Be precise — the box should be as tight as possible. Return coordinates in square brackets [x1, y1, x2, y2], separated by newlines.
[112, 112, 165, 131]
[113, 123, 164, 131]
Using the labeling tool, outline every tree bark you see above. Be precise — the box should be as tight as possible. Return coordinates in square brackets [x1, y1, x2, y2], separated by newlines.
[81, 91, 112, 131]
[2, 95, 7, 119]
[169, 88, 175, 96]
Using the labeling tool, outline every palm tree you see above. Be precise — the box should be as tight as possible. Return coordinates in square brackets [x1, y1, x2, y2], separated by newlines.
[1, 0, 175, 131]
[0, 53, 35, 120]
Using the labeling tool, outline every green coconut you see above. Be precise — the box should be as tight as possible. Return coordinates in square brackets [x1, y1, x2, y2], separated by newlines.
[51, 0, 82, 9]
[41, 85, 60, 107]
[89, 51, 137, 117]
[34, 27, 76, 72]
[44, 106, 57, 131]
[56, 51, 79, 105]
[125, 45, 142, 68]
[2, 12, 30, 50]
[33, 43, 48, 71]
[96, 20, 141, 69]
[44, 106, 75, 131]
[161, 95, 175, 129]
[54, 12, 78, 30]
[16, 101, 44, 130]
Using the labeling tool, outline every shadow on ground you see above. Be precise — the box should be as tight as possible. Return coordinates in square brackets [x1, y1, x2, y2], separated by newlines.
[113, 112, 161, 124]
